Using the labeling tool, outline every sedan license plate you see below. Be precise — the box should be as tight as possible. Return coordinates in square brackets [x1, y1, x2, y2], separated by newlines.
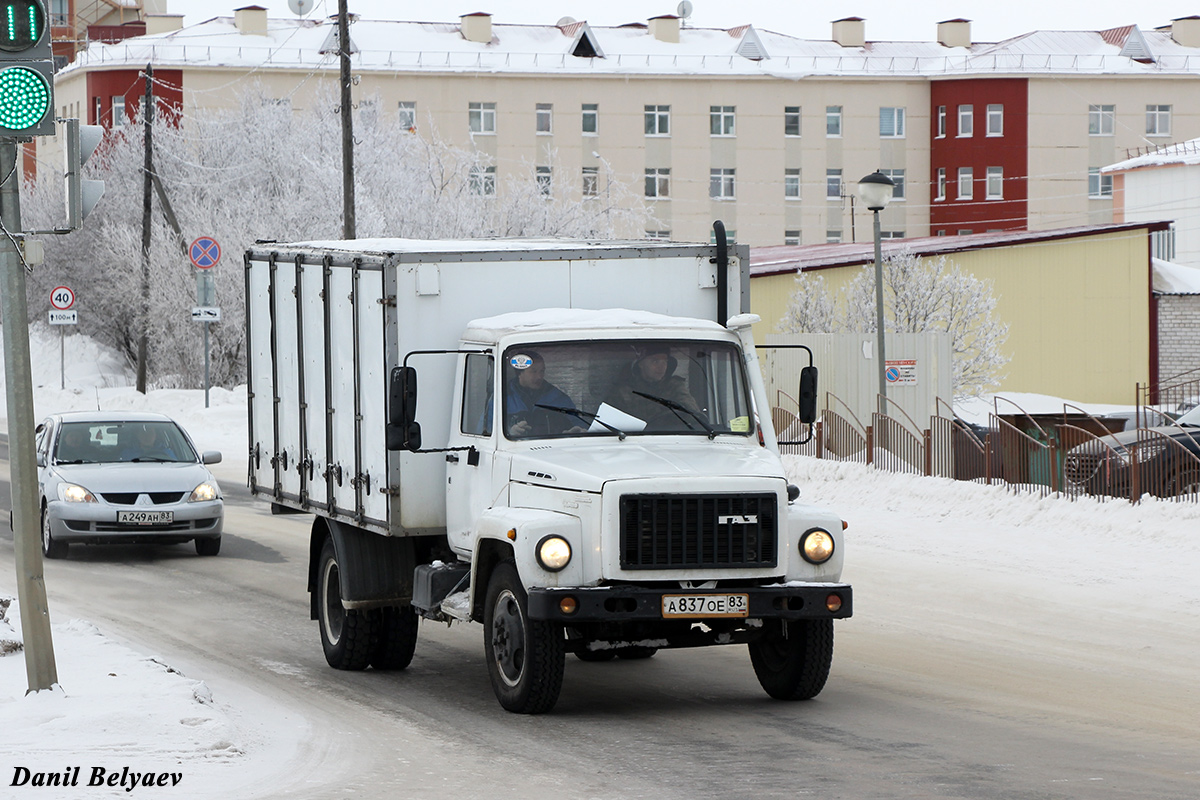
[117, 510, 173, 525]
[661, 593, 749, 619]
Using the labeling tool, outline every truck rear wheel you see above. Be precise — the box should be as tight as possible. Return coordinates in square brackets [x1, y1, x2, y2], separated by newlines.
[484, 560, 564, 714]
[748, 619, 833, 701]
[371, 605, 419, 670]
[317, 538, 378, 670]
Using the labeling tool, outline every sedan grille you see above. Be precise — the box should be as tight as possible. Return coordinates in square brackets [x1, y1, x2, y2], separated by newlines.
[619, 493, 777, 570]
[100, 492, 186, 505]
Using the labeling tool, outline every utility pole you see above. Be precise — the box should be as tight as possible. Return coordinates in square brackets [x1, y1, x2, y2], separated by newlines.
[338, 0, 355, 239]
[137, 64, 153, 393]
[1, 142, 58, 691]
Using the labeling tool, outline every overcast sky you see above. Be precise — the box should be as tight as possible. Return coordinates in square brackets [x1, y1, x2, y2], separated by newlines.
[163, 1, 1200, 43]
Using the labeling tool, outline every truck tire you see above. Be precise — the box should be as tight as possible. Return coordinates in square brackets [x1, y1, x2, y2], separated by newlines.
[317, 537, 378, 670]
[371, 605, 419, 670]
[748, 619, 833, 701]
[484, 560, 565, 714]
[41, 508, 68, 559]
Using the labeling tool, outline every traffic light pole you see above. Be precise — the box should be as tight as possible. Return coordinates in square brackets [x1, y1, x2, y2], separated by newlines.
[0, 139, 58, 692]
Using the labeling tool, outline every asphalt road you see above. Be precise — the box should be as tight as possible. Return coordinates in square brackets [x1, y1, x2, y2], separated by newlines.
[1, 435, 1198, 799]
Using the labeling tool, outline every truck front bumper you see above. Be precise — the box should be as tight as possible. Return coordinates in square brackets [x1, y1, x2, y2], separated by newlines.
[526, 583, 852, 622]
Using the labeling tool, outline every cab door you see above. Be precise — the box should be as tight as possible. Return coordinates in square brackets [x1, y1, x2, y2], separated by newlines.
[445, 352, 499, 554]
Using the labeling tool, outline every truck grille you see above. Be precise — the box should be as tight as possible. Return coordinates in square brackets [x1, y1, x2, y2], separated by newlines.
[619, 493, 777, 570]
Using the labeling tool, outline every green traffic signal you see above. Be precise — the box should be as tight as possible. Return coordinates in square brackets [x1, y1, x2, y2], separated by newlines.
[0, 0, 43, 52]
[0, 63, 47, 128]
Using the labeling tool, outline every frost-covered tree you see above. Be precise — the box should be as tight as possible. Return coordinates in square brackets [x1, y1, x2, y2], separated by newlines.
[778, 250, 1009, 398]
[20, 88, 653, 389]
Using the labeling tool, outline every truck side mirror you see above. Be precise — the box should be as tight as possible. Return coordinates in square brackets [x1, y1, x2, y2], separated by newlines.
[798, 366, 818, 424]
[387, 366, 422, 452]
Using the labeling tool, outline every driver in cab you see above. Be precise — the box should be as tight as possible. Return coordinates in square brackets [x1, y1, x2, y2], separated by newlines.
[605, 344, 701, 423]
[505, 351, 585, 437]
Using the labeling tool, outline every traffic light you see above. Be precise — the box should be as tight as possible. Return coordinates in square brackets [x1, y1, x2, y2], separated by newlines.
[64, 118, 104, 228]
[0, 0, 54, 137]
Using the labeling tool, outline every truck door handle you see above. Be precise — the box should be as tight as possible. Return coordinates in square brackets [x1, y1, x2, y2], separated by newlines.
[446, 454, 459, 464]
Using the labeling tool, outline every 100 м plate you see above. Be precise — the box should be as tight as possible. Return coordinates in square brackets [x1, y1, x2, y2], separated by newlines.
[661, 593, 749, 618]
[117, 510, 174, 525]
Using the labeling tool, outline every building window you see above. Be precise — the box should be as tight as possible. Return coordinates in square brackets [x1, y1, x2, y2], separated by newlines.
[469, 165, 496, 196]
[536, 166, 552, 196]
[582, 167, 599, 197]
[986, 104, 1003, 136]
[826, 169, 842, 199]
[784, 230, 801, 245]
[784, 168, 801, 199]
[645, 105, 670, 136]
[1088, 167, 1113, 198]
[880, 231, 906, 239]
[936, 105, 946, 138]
[111, 95, 126, 126]
[826, 106, 842, 137]
[710, 168, 736, 200]
[469, 102, 496, 134]
[645, 168, 670, 199]
[536, 103, 552, 134]
[957, 104, 973, 137]
[1151, 226, 1176, 261]
[1146, 105, 1171, 137]
[709, 230, 736, 244]
[958, 167, 973, 199]
[825, 230, 842, 243]
[93, 96, 101, 125]
[398, 101, 416, 132]
[582, 103, 598, 135]
[710, 105, 736, 136]
[879, 107, 905, 138]
[49, 0, 68, 26]
[645, 230, 671, 240]
[936, 167, 946, 201]
[957, 229, 974, 235]
[880, 169, 905, 200]
[1088, 104, 1115, 136]
[986, 166, 1003, 199]
[784, 106, 801, 137]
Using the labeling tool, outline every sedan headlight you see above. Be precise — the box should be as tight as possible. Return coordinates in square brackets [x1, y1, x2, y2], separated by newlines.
[800, 529, 835, 565]
[189, 482, 219, 503]
[58, 483, 96, 503]
[536, 535, 572, 572]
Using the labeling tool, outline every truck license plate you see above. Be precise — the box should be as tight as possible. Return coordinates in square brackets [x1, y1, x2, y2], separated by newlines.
[117, 510, 173, 525]
[661, 593, 749, 618]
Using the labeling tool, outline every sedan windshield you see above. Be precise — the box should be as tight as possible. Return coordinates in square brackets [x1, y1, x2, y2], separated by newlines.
[54, 421, 197, 464]
[494, 340, 753, 440]
[1176, 404, 1200, 427]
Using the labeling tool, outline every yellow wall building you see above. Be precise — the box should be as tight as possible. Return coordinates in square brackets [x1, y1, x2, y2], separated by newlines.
[750, 222, 1166, 404]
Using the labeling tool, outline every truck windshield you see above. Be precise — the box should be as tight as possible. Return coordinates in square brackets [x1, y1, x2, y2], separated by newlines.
[501, 340, 753, 440]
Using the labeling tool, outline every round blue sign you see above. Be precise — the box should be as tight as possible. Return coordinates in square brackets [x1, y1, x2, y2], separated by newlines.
[189, 236, 221, 269]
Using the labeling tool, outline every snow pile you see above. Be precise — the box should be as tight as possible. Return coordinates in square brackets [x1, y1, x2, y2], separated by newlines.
[0, 599, 279, 798]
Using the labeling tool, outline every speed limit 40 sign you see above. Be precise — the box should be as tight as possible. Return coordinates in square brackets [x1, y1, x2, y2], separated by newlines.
[50, 286, 75, 310]
[49, 286, 78, 325]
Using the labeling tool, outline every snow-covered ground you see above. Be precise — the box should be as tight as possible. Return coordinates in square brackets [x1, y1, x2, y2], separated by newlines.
[2, 326, 1199, 796]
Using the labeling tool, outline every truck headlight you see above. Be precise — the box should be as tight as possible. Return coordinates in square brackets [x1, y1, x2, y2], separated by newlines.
[59, 483, 96, 503]
[189, 482, 219, 503]
[800, 529, 834, 564]
[536, 535, 572, 572]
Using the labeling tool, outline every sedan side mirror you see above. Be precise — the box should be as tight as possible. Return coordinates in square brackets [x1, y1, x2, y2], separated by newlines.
[35, 452, 45, 467]
[202, 451, 222, 465]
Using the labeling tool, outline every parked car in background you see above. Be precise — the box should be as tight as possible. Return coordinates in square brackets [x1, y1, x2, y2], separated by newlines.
[35, 411, 224, 558]
[1064, 404, 1200, 499]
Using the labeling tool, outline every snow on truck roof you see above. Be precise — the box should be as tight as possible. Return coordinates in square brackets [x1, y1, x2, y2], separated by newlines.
[462, 309, 729, 344]
[270, 237, 709, 256]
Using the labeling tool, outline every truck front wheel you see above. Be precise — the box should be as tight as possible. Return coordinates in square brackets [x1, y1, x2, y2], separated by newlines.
[484, 561, 565, 714]
[748, 619, 833, 701]
[317, 538, 378, 670]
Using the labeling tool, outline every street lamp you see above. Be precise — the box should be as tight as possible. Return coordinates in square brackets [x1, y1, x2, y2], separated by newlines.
[856, 171, 895, 412]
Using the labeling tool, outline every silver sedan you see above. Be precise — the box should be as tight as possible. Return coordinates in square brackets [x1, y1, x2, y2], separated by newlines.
[35, 411, 224, 558]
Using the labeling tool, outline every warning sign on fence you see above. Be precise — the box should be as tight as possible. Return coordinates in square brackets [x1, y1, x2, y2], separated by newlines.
[885, 359, 917, 386]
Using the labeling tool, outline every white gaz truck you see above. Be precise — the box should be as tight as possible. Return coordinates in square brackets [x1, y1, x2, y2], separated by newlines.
[245, 233, 851, 713]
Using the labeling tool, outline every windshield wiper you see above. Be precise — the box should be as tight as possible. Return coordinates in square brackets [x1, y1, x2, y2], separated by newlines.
[631, 391, 716, 439]
[535, 404, 627, 440]
[54, 459, 95, 465]
[130, 457, 173, 462]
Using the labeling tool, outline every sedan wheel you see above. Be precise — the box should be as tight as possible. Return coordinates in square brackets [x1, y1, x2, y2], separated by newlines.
[41, 509, 68, 559]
